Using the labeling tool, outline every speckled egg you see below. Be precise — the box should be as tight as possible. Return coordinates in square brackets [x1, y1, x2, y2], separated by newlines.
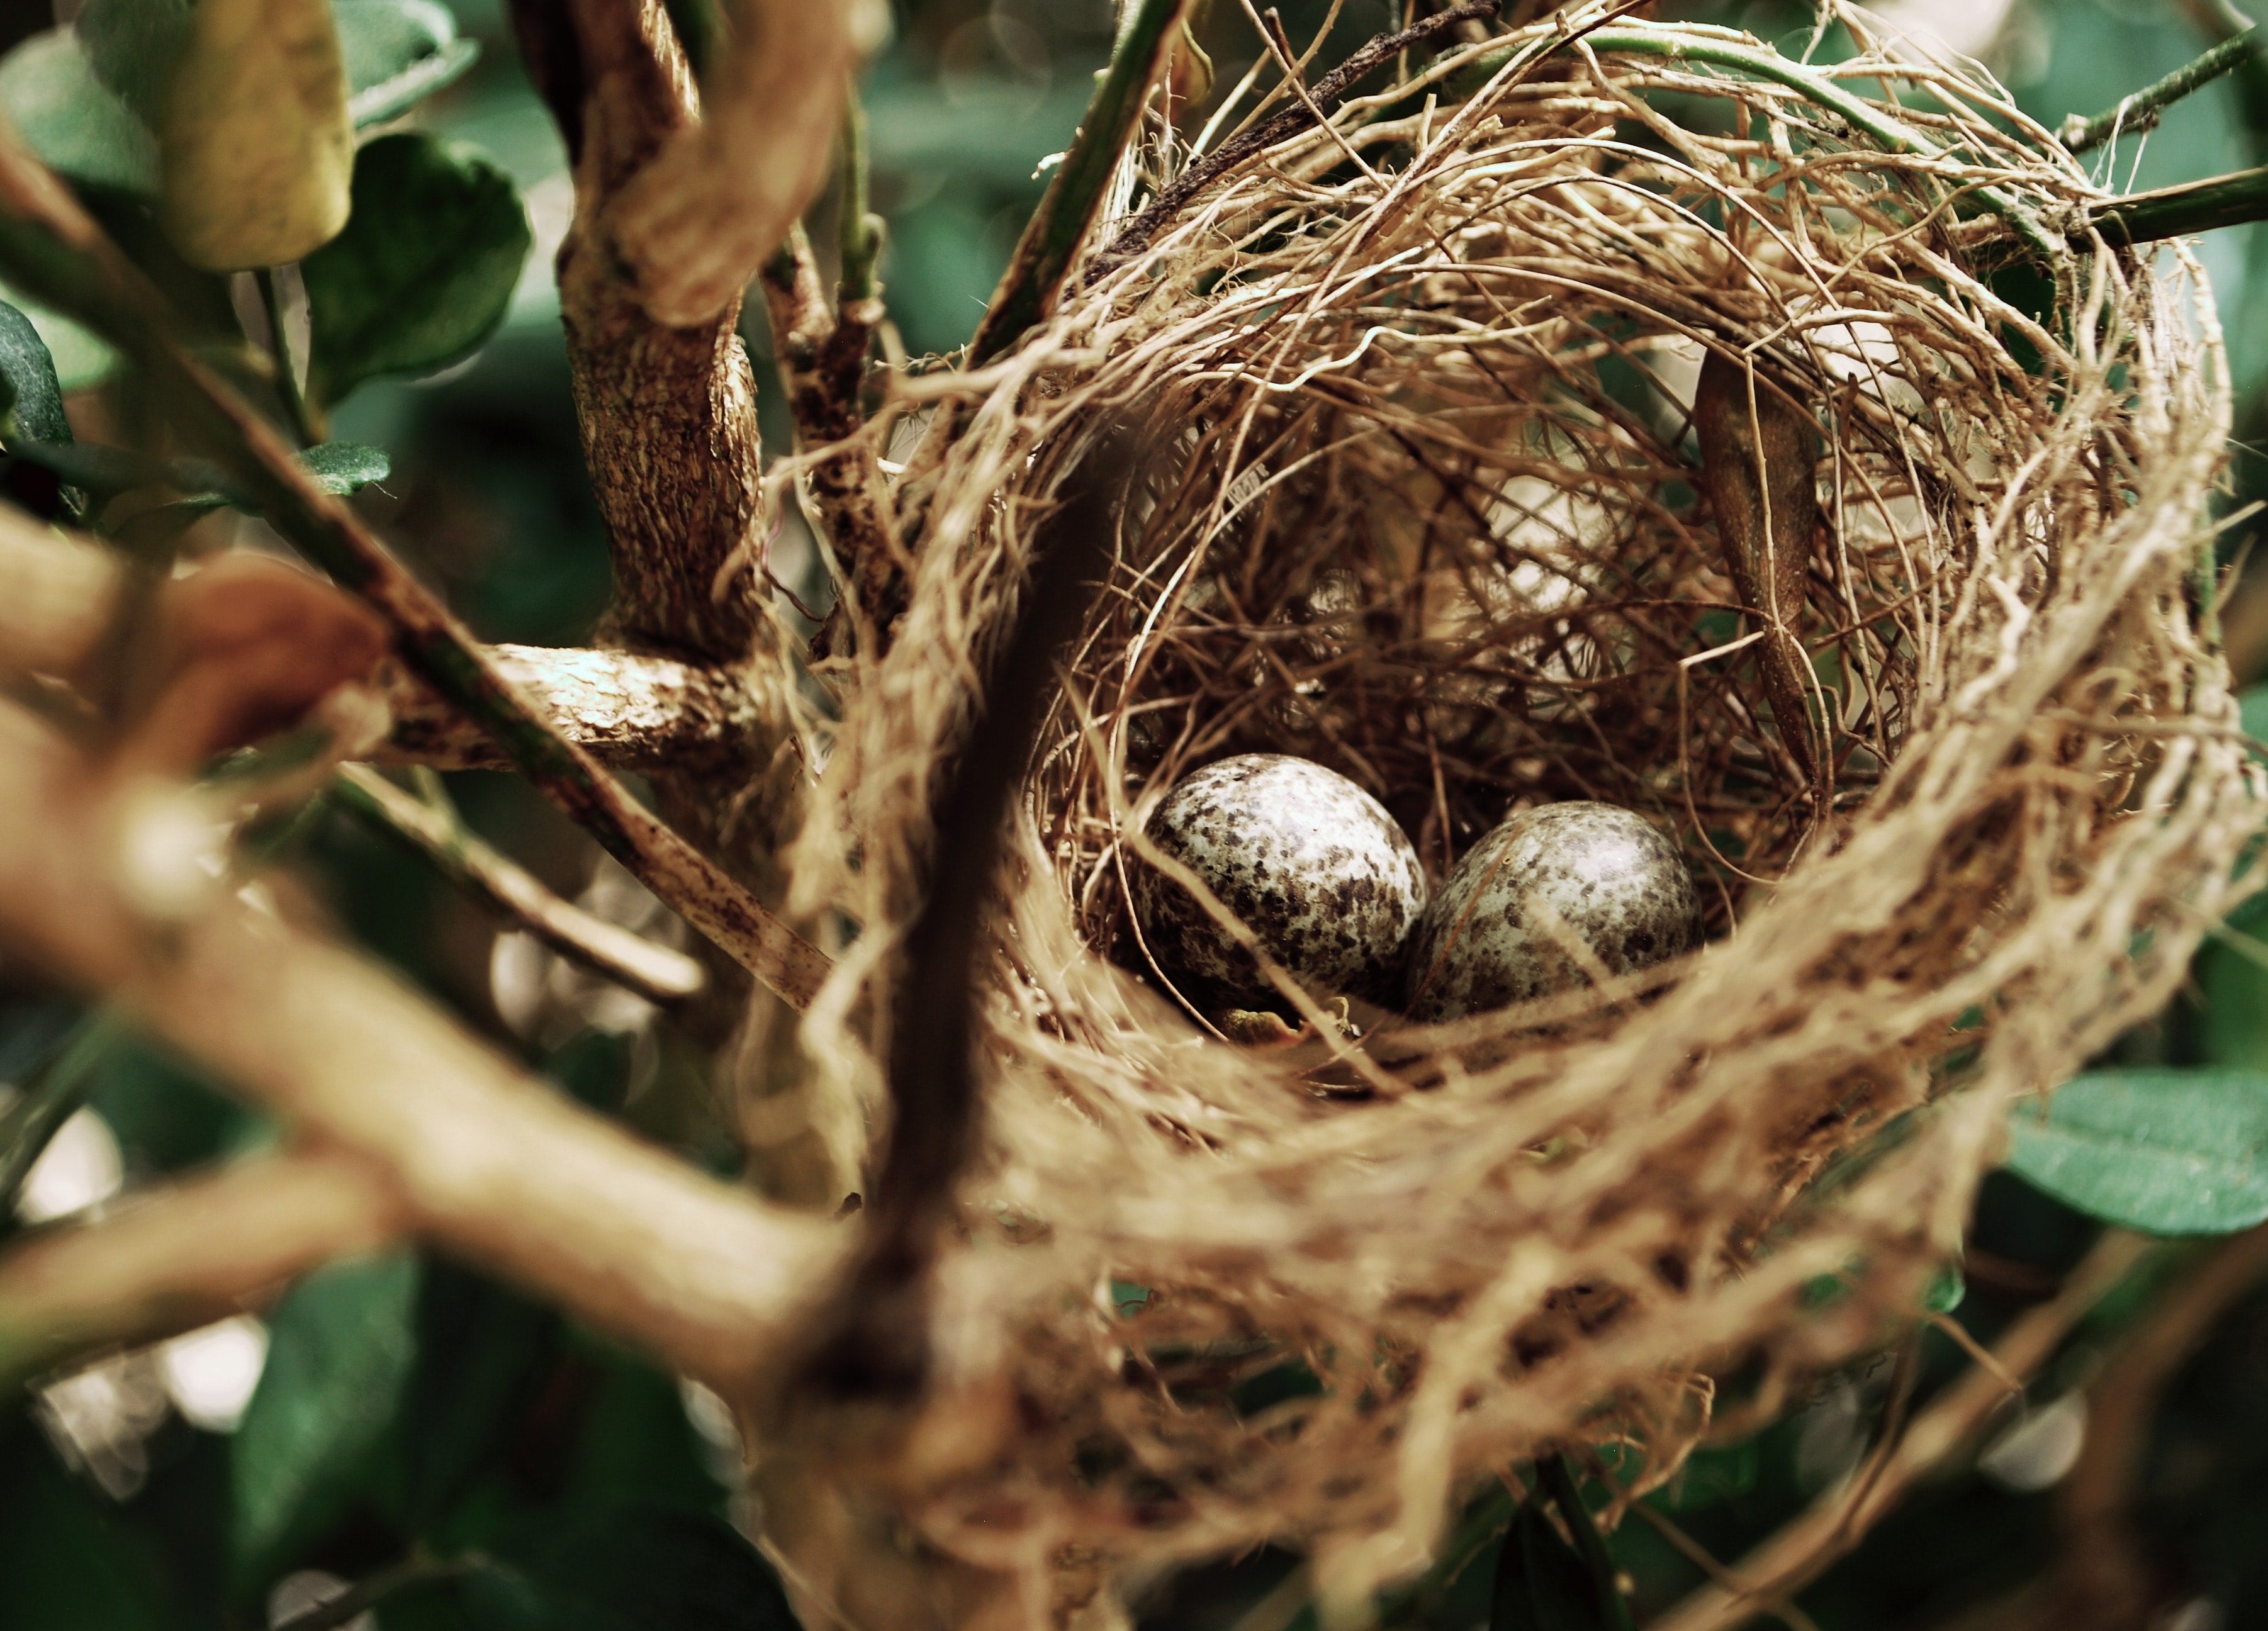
[1405, 802, 1702, 1022]
[1130, 754, 1427, 1006]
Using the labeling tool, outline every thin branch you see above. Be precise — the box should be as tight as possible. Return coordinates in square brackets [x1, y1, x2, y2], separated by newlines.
[2087, 164, 2268, 246]
[1649, 1231, 2157, 1631]
[967, 0, 1197, 365]
[0, 120, 834, 1011]
[374, 642, 772, 775]
[759, 227, 904, 646]
[0, 695, 843, 1389]
[1092, 1, 1502, 277]
[795, 430, 1136, 1401]
[2061, 26, 2259, 154]
[333, 765, 707, 1006]
[0, 1151, 405, 1387]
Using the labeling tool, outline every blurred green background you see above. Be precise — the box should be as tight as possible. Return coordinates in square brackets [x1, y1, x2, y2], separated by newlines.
[3, 1, 2268, 1628]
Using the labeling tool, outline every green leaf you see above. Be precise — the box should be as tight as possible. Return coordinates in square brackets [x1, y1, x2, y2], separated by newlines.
[337, 0, 481, 127]
[3, 438, 388, 508]
[1490, 1500, 1603, 1631]
[500, 1505, 800, 1631]
[0, 29, 159, 193]
[2005, 1068, 2268, 1236]
[0, 300, 71, 446]
[231, 1252, 420, 1583]
[1923, 1263, 1965, 1314]
[301, 133, 531, 408]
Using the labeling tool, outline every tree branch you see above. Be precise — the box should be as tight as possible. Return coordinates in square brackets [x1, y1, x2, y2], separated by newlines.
[0, 696, 843, 1390]
[374, 642, 772, 774]
[758, 227, 904, 651]
[2087, 164, 2268, 246]
[332, 764, 707, 1006]
[2061, 26, 2259, 154]
[794, 430, 1134, 1403]
[526, 0, 774, 662]
[0, 1151, 405, 1386]
[607, 0, 885, 328]
[0, 118, 834, 1011]
[967, 0, 1198, 365]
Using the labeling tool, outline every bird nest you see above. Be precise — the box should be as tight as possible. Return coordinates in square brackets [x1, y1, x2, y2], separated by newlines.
[773, 4, 2255, 1617]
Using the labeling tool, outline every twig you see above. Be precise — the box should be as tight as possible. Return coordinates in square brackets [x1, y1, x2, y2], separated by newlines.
[1575, 28, 2064, 261]
[759, 227, 904, 647]
[0, 695, 843, 1389]
[0, 1151, 404, 1387]
[2061, 26, 2259, 154]
[1093, 1, 1501, 277]
[794, 430, 1137, 1400]
[967, 0, 1196, 364]
[0, 120, 834, 1011]
[374, 642, 773, 775]
[332, 765, 707, 1006]
[2087, 164, 2268, 246]
[1648, 1231, 2157, 1631]
[0, 1012, 123, 1216]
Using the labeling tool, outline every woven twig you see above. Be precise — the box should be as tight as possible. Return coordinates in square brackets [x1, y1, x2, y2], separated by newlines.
[762, 7, 2259, 1622]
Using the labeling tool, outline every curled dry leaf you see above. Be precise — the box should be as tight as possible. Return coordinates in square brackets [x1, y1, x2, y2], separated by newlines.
[127, 552, 389, 775]
[605, 0, 889, 327]
[157, 0, 353, 271]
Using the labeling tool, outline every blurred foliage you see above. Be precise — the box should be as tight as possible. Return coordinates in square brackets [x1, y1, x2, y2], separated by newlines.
[4, 0, 2268, 1628]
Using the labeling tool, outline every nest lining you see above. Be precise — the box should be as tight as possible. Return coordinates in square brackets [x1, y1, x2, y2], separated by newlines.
[766, 4, 2259, 1613]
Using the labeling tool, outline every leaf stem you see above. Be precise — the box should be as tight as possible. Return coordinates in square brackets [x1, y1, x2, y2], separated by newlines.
[2061, 26, 2259, 154]
[966, 0, 1194, 364]
[332, 765, 707, 1006]
[254, 266, 325, 448]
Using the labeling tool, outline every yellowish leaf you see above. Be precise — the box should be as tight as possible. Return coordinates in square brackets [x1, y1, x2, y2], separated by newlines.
[158, 0, 352, 271]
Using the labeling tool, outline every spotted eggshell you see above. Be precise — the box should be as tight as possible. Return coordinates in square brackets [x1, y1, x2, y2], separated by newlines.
[1131, 753, 1427, 1006]
[1405, 801, 1701, 1021]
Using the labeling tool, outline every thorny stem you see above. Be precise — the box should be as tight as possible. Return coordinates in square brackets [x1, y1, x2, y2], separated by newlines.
[966, 0, 1195, 364]
[254, 266, 325, 448]
[2061, 25, 2259, 154]
[0, 127, 834, 1011]
[0, 1012, 122, 1218]
[332, 765, 708, 1006]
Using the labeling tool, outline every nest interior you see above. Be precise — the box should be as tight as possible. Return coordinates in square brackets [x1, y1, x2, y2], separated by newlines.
[770, 5, 2257, 1615]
